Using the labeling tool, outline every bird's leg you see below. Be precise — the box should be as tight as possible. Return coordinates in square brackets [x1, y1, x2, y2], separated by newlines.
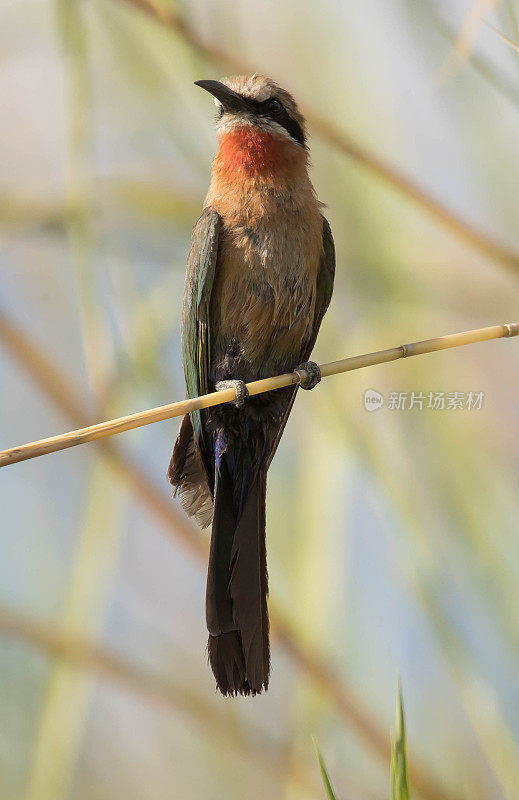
[294, 361, 321, 390]
[215, 380, 249, 408]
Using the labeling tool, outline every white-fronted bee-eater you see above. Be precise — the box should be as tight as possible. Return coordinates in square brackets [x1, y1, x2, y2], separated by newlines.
[169, 75, 335, 696]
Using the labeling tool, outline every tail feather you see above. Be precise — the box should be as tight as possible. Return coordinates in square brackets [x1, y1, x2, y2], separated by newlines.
[228, 475, 269, 691]
[206, 458, 269, 696]
[207, 631, 247, 696]
[206, 459, 236, 636]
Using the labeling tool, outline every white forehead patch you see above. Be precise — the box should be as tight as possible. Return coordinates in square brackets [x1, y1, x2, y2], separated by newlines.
[243, 83, 271, 102]
[213, 96, 222, 108]
[225, 74, 272, 103]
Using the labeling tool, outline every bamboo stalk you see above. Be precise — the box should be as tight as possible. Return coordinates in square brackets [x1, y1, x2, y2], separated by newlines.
[1, 322, 517, 468]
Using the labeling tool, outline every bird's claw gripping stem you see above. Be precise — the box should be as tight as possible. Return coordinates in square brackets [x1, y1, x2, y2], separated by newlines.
[215, 379, 249, 408]
[294, 361, 321, 390]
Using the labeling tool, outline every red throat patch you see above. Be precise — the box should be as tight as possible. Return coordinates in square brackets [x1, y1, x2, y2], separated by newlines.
[214, 126, 292, 180]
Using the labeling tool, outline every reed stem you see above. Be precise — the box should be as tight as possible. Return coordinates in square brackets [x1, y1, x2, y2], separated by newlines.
[1, 322, 517, 468]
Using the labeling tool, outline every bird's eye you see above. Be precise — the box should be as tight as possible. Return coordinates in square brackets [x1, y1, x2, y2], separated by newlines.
[267, 98, 282, 113]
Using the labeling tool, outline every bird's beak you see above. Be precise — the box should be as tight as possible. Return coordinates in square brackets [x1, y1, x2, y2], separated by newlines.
[194, 80, 253, 114]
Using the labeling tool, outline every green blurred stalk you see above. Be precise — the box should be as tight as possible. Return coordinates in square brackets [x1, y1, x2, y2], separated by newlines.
[390, 682, 410, 800]
[24, 459, 125, 800]
[23, 5, 124, 798]
[314, 738, 339, 800]
[59, 0, 112, 406]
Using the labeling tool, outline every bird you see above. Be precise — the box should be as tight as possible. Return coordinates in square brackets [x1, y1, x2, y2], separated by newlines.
[168, 74, 335, 696]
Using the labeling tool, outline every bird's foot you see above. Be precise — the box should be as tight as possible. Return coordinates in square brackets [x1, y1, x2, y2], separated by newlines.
[294, 361, 321, 390]
[215, 380, 249, 408]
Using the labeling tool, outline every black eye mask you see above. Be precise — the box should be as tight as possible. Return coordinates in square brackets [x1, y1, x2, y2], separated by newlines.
[249, 98, 306, 146]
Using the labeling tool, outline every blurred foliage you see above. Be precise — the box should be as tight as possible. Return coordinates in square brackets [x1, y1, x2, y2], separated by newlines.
[391, 683, 410, 800]
[2, 1, 519, 799]
[314, 682, 410, 800]
[314, 737, 340, 800]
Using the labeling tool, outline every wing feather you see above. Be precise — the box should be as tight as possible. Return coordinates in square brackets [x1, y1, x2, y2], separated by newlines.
[182, 207, 221, 436]
[181, 207, 221, 487]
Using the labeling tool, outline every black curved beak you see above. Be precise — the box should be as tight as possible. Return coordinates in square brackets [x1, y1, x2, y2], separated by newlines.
[194, 80, 253, 114]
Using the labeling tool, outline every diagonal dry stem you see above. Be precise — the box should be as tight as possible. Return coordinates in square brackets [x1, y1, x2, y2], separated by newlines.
[0, 309, 453, 800]
[436, 0, 502, 85]
[0, 311, 204, 561]
[484, 18, 519, 52]
[431, 9, 519, 109]
[112, 0, 519, 275]
[0, 604, 336, 798]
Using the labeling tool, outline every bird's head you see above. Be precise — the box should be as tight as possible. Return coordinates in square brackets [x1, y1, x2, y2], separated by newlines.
[195, 75, 308, 181]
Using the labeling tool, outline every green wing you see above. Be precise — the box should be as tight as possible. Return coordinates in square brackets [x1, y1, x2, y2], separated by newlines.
[182, 207, 222, 448]
[267, 215, 335, 468]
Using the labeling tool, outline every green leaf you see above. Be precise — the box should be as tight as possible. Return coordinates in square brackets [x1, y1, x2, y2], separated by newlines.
[391, 679, 410, 800]
[313, 736, 339, 800]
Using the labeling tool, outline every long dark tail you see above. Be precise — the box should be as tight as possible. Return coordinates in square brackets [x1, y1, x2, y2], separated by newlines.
[206, 457, 269, 696]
